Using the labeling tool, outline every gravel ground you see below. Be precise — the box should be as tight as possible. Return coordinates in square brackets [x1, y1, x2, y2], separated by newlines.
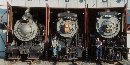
[0, 59, 130, 65]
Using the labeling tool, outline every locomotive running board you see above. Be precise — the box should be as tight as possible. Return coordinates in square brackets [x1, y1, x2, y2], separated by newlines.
[8, 58, 21, 60]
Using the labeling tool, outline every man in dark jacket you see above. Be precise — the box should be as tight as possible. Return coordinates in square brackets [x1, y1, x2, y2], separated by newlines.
[96, 37, 102, 60]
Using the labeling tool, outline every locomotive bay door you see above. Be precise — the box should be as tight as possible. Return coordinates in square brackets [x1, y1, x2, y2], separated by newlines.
[122, 4, 127, 33]
[127, 4, 130, 59]
[121, 4, 129, 60]
[45, 3, 50, 44]
[84, 4, 89, 60]
[6, 2, 13, 48]
[124, 4, 129, 59]
[45, 3, 50, 59]
[0, 3, 7, 58]
[84, 4, 88, 48]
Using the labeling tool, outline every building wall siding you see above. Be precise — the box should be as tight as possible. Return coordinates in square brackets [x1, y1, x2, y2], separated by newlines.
[6, 0, 127, 8]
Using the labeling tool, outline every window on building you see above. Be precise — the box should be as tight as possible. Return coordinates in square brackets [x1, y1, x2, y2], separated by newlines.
[28, 0, 32, 1]
[79, 0, 83, 3]
[128, 10, 130, 14]
[116, 0, 121, 3]
[102, 0, 107, 2]
[127, 16, 130, 24]
[65, 0, 69, 2]
[128, 10, 130, 24]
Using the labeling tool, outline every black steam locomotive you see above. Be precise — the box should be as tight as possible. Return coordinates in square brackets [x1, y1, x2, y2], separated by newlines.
[6, 6, 128, 62]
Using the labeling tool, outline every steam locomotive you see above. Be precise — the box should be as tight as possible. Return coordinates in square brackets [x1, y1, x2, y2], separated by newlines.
[6, 6, 128, 62]
[88, 8, 128, 61]
[7, 7, 45, 60]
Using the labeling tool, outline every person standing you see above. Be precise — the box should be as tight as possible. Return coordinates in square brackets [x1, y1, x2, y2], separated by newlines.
[51, 36, 58, 65]
[96, 37, 102, 60]
[52, 36, 58, 57]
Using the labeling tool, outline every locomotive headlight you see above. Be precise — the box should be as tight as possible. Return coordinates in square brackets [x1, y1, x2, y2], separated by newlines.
[96, 16, 120, 38]
[64, 20, 72, 33]
[57, 18, 78, 38]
